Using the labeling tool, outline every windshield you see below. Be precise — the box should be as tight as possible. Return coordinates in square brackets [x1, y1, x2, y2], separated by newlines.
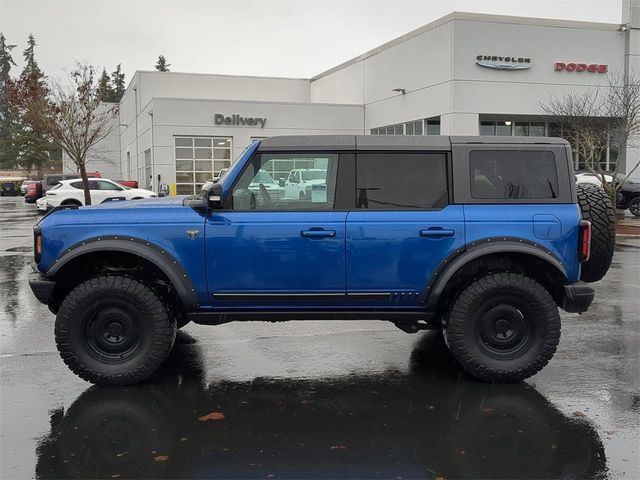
[301, 170, 326, 181]
[251, 170, 274, 184]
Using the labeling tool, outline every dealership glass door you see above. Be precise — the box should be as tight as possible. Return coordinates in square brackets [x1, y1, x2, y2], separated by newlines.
[174, 136, 232, 194]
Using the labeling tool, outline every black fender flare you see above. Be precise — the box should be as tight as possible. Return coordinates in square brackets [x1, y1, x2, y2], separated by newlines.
[424, 238, 568, 313]
[46, 236, 199, 311]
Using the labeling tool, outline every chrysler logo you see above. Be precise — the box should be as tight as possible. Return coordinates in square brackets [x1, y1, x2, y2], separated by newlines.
[186, 229, 200, 240]
[476, 55, 532, 70]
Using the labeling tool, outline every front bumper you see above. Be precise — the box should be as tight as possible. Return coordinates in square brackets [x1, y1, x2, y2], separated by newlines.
[29, 270, 55, 305]
[561, 281, 595, 313]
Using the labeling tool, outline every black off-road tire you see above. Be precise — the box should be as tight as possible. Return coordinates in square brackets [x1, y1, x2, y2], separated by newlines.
[55, 276, 177, 385]
[576, 184, 615, 282]
[444, 273, 561, 383]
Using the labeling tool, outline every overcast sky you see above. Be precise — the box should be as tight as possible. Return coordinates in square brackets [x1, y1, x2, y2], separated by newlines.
[0, 0, 624, 83]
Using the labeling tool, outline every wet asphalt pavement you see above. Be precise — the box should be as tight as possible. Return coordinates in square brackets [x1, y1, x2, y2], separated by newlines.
[1, 196, 639, 479]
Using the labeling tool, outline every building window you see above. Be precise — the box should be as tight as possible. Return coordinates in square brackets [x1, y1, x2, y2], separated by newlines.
[174, 136, 232, 195]
[480, 121, 496, 136]
[370, 117, 439, 136]
[514, 122, 530, 136]
[144, 149, 152, 190]
[426, 118, 440, 135]
[496, 121, 511, 136]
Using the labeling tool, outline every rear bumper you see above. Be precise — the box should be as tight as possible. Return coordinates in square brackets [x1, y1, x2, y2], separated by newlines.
[561, 281, 595, 313]
[29, 271, 55, 305]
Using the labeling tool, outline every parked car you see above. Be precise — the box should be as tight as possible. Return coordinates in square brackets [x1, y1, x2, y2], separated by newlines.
[115, 180, 138, 189]
[0, 181, 18, 196]
[283, 168, 327, 200]
[617, 176, 640, 216]
[38, 178, 156, 211]
[575, 171, 640, 216]
[42, 172, 102, 194]
[20, 180, 37, 195]
[24, 181, 43, 203]
[29, 135, 615, 386]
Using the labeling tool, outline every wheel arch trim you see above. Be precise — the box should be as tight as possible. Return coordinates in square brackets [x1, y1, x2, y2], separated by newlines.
[46, 236, 199, 311]
[424, 238, 568, 312]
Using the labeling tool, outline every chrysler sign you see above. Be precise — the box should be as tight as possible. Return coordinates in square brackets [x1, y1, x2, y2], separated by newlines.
[215, 114, 267, 128]
[476, 55, 532, 70]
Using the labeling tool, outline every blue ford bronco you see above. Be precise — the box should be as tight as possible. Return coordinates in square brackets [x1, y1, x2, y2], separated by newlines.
[29, 135, 615, 385]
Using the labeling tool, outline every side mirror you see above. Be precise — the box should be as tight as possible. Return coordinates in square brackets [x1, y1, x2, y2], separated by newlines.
[208, 183, 223, 209]
[279, 178, 285, 187]
[183, 195, 207, 210]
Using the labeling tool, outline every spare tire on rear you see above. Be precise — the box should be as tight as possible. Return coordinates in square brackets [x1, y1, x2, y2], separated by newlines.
[576, 184, 615, 282]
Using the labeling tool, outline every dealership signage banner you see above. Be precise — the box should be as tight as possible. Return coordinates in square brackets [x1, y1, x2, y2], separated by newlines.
[476, 55, 532, 70]
[215, 114, 267, 128]
[554, 62, 608, 73]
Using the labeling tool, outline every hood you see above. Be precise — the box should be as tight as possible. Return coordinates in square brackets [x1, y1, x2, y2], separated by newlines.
[38, 195, 202, 229]
[81, 196, 186, 210]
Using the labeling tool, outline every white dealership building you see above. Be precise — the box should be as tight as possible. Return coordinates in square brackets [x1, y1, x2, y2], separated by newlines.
[78, 3, 640, 194]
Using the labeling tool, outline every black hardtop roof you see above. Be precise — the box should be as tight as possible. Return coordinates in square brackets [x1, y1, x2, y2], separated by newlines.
[257, 135, 569, 151]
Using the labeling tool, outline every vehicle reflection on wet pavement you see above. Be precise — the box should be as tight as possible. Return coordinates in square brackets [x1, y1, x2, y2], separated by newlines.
[1, 196, 638, 479]
[33, 333, 607, 480]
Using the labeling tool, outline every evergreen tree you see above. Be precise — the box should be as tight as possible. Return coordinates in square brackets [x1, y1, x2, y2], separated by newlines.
[3, 34, 57, 175]
[0, 33, 16, 84]
[111, 64, 126, 101]
[22, 34, 43, 78]
[97, 68, 116, 102]
[0, 33, 18, 169]
[155, 55, 170, 72]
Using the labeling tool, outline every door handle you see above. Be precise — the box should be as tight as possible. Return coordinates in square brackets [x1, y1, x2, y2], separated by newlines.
[301, 229, 336, 238]
[419, 228, 455, 238]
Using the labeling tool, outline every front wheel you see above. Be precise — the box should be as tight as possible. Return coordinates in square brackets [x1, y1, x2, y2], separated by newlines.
[444, 273, 560, 383]
[629, 197, 640, 217]
[55, 276, 176, 385]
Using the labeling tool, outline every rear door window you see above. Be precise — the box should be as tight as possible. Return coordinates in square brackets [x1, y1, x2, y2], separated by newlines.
[355, 153, 448, 210]
[469, 150, 558, 199]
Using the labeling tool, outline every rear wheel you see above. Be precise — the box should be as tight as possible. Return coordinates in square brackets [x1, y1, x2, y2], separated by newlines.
[629, 197, 640, 217]
[55, 276, 176, 385]
[576, 184, 615, 282]
[444, 272, 560, 383]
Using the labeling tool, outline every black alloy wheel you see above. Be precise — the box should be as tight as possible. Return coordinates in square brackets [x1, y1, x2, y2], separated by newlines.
[55, 275, 176, 385]
[444, 272, 561, 382]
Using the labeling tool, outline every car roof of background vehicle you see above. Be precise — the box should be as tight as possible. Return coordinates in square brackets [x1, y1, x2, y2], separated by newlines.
[258, 135, 569, 152]
[59, 177, 105, 185]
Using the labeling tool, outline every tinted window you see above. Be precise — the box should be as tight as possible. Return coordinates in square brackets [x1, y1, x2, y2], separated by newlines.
[356, 153, 448, 210]
[46, 176, 62, 186]
[69, 181, 83, 189]
[469, 150, 558, 199]
[97, 180, 122, 191]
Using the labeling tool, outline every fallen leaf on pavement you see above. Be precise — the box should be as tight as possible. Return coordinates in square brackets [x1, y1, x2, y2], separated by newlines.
[154, 455, 169, 462]
[199, 412, 225, 421]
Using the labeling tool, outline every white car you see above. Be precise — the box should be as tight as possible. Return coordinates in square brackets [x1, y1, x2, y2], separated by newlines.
[39, 178, 156, 211]
[575, 172, 614, 187]
[283, 168, 327, 200]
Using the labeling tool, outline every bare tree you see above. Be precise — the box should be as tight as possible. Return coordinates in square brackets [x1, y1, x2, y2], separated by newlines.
[540, 69, 640, 206]
[17, 63, 119, 205]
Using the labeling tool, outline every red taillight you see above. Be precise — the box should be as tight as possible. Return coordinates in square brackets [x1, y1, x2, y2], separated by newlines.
[579, 220, 591, 262]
